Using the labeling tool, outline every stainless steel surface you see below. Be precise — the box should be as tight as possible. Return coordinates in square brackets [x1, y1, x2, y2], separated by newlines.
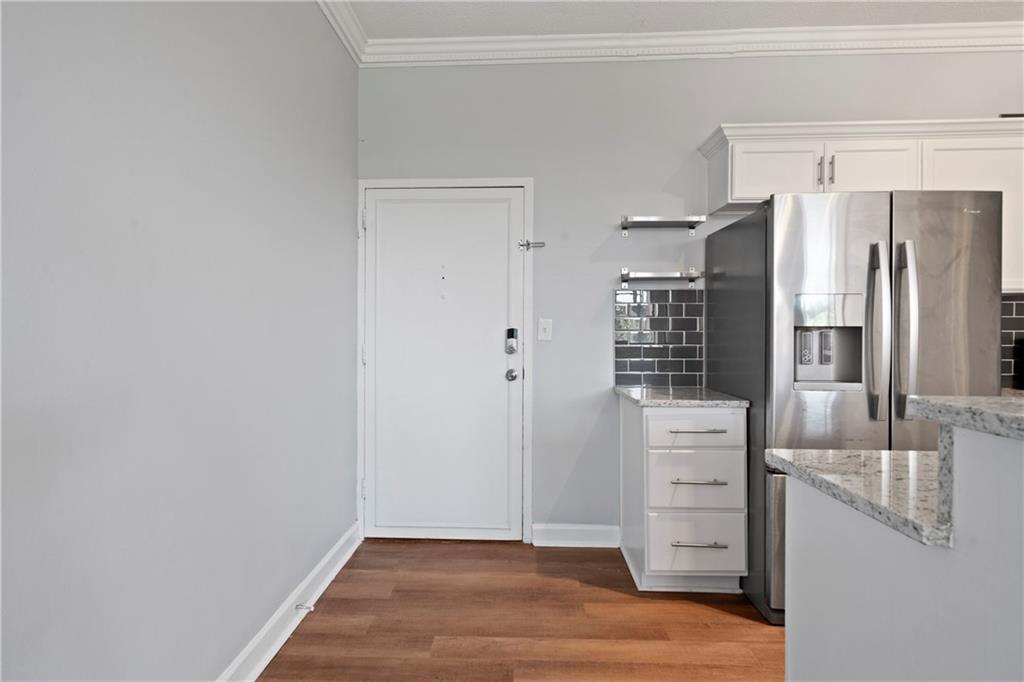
[619, 268, 704, 288]
[668, 428, 728, 434]
[894, 240, 920, 419]
[670, 478, 728, 486]
[670, 541, 729, 549]
[828, 155, 836, 185]
[766, 473, 786, 611]
[816, 156, 824, 186]
[619, 215, 706, 228]
[707, 191, 1002, 625]
[793, 294, 863, 327]
[866, 240, 893, 422]
[890, 191, 1003, 450]
[505, 369, 518, 381]
[770, 193, 891, 450]
[793, 381, 862, 392]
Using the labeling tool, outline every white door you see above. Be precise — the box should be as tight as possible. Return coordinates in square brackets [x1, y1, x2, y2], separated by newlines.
[730, 140, 825, 202]
[923, 137, 1024, 292]
[364, 186, 526, 539]
[824, 139, 921, 192]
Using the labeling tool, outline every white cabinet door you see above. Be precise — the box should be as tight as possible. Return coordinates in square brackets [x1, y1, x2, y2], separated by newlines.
[923, 138, 1024, 292]
[730, 140, 824, 203]
[825, 139, 921, 192]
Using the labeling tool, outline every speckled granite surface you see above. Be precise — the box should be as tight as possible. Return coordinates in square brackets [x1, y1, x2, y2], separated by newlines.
[614, 386, 749, 408]
[907, 395, 1024, 441]
[767, 448, 950, 546]
[767, 395, 1024, 547]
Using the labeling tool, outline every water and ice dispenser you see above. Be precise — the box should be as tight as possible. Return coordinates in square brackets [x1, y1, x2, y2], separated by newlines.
[793, 294, 863, 390]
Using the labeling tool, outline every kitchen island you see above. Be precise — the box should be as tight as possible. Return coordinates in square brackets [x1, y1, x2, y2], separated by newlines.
[770, 395, 1024, 681]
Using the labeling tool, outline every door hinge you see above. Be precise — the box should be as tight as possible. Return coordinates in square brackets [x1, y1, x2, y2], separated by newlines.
[360, 478, 366, 500]
[361, 344, 367, 366]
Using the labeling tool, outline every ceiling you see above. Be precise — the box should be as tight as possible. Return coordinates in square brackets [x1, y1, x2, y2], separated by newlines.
[349, 1, 1024, 41]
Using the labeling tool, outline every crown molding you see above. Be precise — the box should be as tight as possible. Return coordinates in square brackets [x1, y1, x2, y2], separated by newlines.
[699, 117, 1024, 157]
[314, 6, 1024, 69]
[318, 0, 367, 66]
[359, 20, 1024, 68]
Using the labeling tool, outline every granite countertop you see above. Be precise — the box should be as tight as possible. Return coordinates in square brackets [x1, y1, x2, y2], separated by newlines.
[614, 386, 749, 408]
[766, 393, 1024, 546]
[907, 395, 1024, 441]
[766, 448, 950, 546]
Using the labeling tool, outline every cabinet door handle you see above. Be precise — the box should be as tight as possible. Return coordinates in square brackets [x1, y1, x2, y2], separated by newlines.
[671, 541, 728, 549]
[670, 478, 728, 486]
[828, 154, 836, 184]
[668, 428, 726, 434]
[817, 156, 824, 186]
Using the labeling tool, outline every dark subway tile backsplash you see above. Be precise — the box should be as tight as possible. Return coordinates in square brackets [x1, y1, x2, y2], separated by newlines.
[614, 289, 704, 387]
[619, 291, 1022, 390]
[1003, 293, 1024, 389]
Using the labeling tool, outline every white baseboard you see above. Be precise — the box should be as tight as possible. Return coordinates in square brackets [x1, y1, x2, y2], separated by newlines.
[218, 521, 362, 681]
[531, 523, 621, 548]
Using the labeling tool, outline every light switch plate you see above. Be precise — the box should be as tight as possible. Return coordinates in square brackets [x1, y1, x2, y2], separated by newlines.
[538, 318, 553, 341]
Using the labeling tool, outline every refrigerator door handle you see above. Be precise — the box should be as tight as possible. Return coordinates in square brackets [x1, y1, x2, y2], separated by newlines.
[894, 240, 920, 419]
[866, 241, 892, 421]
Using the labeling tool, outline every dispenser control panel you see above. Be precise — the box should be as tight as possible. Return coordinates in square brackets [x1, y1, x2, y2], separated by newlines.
[792, 294, 863, 390]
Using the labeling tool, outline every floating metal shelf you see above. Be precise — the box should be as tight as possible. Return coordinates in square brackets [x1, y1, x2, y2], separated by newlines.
[620, 215, 706, 237]
[620, 267, 704, 289]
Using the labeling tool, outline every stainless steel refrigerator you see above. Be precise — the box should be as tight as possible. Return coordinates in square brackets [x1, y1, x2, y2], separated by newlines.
[705, 191, 1002, 624]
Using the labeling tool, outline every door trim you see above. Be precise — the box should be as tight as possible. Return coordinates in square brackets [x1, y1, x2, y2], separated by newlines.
[356, 178, 535, 543]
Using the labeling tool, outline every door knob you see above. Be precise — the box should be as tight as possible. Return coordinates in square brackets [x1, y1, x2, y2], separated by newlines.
[505, 369, 518, 381]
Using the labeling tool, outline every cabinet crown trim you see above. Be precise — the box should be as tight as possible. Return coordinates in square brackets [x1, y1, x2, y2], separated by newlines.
[700, 118, 1024, 158]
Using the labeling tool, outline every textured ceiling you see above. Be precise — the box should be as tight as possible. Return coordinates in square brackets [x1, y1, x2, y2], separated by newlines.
[349, 1, 1024, 40]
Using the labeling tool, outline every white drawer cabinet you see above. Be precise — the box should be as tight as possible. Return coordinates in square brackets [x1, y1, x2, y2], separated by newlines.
[647, 449, 746, 510]
[619, 396, 749, 593]
[647, 512, 747, 573]
[647, 411, 745, 449]
[700, 118, 1024, 292]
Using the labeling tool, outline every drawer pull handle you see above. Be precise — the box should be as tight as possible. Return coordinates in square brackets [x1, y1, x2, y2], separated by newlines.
[670, 478, 727, 486]
[668, 428, 727, 434]
[671, 541, 729, 549]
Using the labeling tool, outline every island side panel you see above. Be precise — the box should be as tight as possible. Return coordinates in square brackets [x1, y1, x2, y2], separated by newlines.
[786, 429, 1023, 681]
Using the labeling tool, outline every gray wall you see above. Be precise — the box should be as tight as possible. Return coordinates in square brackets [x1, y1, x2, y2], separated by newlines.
[2, 3, 359, 679]
[358, 52, 1024, 527]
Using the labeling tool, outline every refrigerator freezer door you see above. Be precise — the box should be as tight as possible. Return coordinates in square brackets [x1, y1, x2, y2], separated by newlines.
[769, 193, 891, 451]
[891, 191, 1003, 450]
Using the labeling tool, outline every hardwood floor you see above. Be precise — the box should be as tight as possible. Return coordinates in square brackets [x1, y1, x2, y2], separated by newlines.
[260, 539, 784, 681]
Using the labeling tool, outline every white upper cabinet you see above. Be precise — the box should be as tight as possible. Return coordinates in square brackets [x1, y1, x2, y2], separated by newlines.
[700, 118, 1024, 291]
[730, 141, 825, 202]
[923, 137, 1024, 292]
[824, 139, 921, 192]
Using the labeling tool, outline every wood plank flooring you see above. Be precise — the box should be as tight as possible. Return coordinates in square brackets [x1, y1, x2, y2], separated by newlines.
[260, 539, 784, 681]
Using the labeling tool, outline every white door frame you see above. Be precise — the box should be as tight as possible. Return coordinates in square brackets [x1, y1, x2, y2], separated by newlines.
[356, 178, 535, 543]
